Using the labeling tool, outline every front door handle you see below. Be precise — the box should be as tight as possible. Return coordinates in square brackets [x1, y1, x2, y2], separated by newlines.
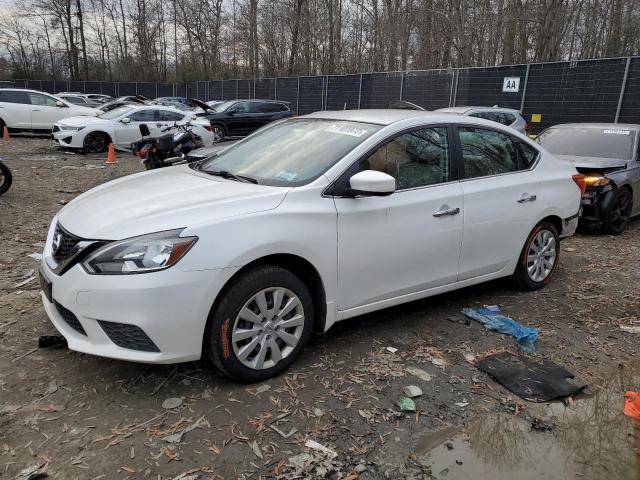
[518, 193, 537, 203]
[433, 205, 461, 217]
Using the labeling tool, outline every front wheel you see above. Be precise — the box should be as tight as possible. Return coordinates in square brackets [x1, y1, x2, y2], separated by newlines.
[83, 132, 109, 153]
[211, 124, 226, 143]
[602, 188, 632, 235]
[513, 221, 559, 291]
[0, 161, 12, 195]
[205, 265, 314, 382]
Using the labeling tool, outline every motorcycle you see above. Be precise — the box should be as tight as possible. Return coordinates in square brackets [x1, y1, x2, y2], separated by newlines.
[0, 159, 12, 195]
[131, 120, 204, 170]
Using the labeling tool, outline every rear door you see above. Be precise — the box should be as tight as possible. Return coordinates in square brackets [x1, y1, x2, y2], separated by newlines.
[0, 90, 31, 129]
[28, 92, 68, 129]
[335, 125, 464, 311]
[456, 125, 543, 281]
[113, 108, 162, 146]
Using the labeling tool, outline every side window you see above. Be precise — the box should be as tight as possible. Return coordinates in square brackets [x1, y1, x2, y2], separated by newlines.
[128, 109, 157, 122]
[518, 142, 539, 168]
[228, 102, 250, 113]
[0, 91, 30, 104]
[500, 113, 516, 126]
[159, 111, 184, 122]
[470, 111, 499, 123]
[29, 93, 59, 107]
[63, 96, 83, 104]
[459, 127, 518, 178]
[361, 127, 449, 190]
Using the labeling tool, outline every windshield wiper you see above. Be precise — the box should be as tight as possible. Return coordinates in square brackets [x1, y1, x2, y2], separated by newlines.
[204, 168, 258, 184]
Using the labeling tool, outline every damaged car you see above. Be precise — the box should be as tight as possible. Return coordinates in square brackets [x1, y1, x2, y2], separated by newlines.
[537, 123, 640, 234]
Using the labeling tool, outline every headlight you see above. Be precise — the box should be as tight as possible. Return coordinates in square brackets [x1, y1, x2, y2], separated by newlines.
[82, 229, 197, 275]
[59, 126, 85, 131]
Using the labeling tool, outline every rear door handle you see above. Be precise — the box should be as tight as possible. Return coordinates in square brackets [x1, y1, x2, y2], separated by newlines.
[518, 193, 537, 203]
[433, 206, 461, 217]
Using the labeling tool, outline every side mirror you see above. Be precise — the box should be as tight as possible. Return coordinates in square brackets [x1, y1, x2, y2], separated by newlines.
[121, 117, 131, 124]
[348, 170, 395, 196]
[55, 101, 66, 108]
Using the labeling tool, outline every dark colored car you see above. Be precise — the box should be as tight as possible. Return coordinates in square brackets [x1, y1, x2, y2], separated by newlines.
[202, 99, 292, 142]
[537, 123, 640, 234]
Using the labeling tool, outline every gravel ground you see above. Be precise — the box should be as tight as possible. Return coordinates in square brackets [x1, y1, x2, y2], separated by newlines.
[1, 136, 639, 480]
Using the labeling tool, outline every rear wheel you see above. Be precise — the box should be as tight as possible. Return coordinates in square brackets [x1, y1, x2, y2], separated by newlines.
[602, 188, 632, 235]
[513, 221, 559, 291]
[206, 265, 313, 382]
[211, 124, 225, 143]
[83, 132, 110, 153]
[0, 161, 12, 195]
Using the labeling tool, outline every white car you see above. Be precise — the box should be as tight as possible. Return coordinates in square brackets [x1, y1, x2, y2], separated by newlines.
[435, 106, 530, 135]
[39, 110, 581, 382]
[53, 105, 216, 153]
[0, 88, 99, 133]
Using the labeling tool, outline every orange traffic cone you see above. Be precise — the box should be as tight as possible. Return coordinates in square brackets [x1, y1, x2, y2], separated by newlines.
[2, 126, 10, 141]
[105, 143, 117, 165]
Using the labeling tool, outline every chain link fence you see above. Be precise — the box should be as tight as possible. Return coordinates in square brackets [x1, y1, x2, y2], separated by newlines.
[7, 56, 639, 133]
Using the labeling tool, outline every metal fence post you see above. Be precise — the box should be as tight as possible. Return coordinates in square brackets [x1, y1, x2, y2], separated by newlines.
[135, 82, 138, 95]
[274, 77, 278, 100]
[236, 79, 239, 99]
[221, 81, 224, 100]
[399, 72, 404, 100]
[358, 74, 363, 109]
[520, 63, 531, 113]
[296, 77, 300, 113]
[448, 70, 455, 107]
[452, 70, 460, 107]
[615, 57, 632, 123]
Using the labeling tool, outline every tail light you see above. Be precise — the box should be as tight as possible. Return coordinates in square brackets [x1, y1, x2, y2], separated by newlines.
[572, 174, 587, 194]
[203, 125, 212, 131]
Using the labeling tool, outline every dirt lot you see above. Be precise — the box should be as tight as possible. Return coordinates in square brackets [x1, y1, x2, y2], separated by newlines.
[1, 136, 640, 480]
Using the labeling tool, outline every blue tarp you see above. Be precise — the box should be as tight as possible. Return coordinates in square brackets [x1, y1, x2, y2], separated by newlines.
[462, 308, 539, 353]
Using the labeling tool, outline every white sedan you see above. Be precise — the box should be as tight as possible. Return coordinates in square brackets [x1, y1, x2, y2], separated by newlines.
[39, 110, 581, 382]
[52, 105, 216, 153]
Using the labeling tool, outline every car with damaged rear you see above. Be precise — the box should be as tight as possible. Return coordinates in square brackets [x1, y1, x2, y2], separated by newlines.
[39, 110, 581, 382]
[537, 123, 640, 234]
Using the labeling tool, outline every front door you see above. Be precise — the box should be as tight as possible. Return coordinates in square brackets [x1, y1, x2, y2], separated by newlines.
[28, 92, 66, 130]
[455, 125, 543, 280]
[114, 108, 163, 147]
[224, 101, 253, 135]
[334, 126, 464, 311]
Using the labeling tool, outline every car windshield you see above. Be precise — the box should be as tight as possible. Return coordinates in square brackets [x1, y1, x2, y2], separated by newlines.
[538, 127, 636, 160]
[196, 118, 382, 186]
[212, 101, 236, 112]
[99, 105, 134, 120]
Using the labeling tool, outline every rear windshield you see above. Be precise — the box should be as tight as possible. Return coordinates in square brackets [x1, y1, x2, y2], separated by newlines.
[537, 127, 635, 160]
[197, 118, 381, 186]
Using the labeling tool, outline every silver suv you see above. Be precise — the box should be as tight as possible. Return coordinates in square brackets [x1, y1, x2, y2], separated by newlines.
[435, 106, 529, 135]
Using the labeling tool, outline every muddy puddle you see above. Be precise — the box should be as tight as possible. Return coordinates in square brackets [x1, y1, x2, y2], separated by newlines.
[415, 363, 640, 479]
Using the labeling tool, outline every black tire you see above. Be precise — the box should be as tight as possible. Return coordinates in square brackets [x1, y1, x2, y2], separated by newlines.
[602, 188, 632, 235]
[0, 118, 6, 131]
[83, 132, 110, 153]
[513, 220, 560, 291]
[211, 124, 226, 143]
[0, 161, 12, 196]
[205, 265, 314, 382]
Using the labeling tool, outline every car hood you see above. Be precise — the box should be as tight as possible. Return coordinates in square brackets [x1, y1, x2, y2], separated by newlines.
[69, 106, 101, 116]
[554, 154, 628, 170]
[56, 116, 112, 127]
[57, 166, 289, 239]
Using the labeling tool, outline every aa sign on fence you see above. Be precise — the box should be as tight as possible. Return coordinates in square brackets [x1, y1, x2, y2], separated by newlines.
[502, 77, 520, 92]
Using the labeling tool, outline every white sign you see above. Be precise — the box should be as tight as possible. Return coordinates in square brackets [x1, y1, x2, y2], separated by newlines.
[502, 77, 520, 93]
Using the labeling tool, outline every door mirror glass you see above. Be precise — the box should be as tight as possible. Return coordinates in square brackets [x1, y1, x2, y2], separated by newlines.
[55, 100, 66, 108]
[349, 170, 395, 196]
[121, 117, 131, 124]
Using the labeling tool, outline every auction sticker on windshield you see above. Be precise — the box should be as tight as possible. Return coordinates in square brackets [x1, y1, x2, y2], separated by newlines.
[324, 124, 369, 137]
[603, 129, 631, 135]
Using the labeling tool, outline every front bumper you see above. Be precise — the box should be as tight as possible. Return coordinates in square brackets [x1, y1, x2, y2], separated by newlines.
[40, 260, 240, 364]
[52, 128, 84, 149]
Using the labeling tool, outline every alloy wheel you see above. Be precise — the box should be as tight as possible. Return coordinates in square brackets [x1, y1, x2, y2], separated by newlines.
[526, 229, 557, 282]
[212, 126, 224, 142]
[231, 287, 305, 370]
[84, 133, 107, 153]
[610, 190, 632, 233]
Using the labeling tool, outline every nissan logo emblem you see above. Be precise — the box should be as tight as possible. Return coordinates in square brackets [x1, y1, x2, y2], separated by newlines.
[52, 232, 62, 252]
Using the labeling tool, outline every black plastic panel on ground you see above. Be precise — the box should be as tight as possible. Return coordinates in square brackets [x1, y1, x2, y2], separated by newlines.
[297, 77, 324, 115]
[326, 75, 360, 110]
[523, 58, 627, 133]
[275, 78, 298, 111]
[222, 80, 238, 100]
[254, 78, 275, 100]
[618, 58, 640, 124]
[403, 70, 454, 110]
[360, 73, 402, 109]
[454, 65, 527, 111]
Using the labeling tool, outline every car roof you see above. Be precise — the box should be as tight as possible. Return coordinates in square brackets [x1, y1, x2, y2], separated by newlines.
[227, 99, 290, 104]
[436, 106, 520, 114]
[303, 109, 486, 125]
[548, 123, 640, 131]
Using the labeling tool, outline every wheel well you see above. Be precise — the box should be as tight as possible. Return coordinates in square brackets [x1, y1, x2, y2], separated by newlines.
[85, 131, 112, 143]
[540, 215, 563, 234]
[212, 254, 327, 333]
[617, 183, 633, 197]
[210, 122, 228, 134]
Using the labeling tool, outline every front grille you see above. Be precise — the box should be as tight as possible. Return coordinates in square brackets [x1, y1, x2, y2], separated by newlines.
[98, 321, 160, 352]
[52, 223, 83, 264]
[54, 301, 87, 335]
